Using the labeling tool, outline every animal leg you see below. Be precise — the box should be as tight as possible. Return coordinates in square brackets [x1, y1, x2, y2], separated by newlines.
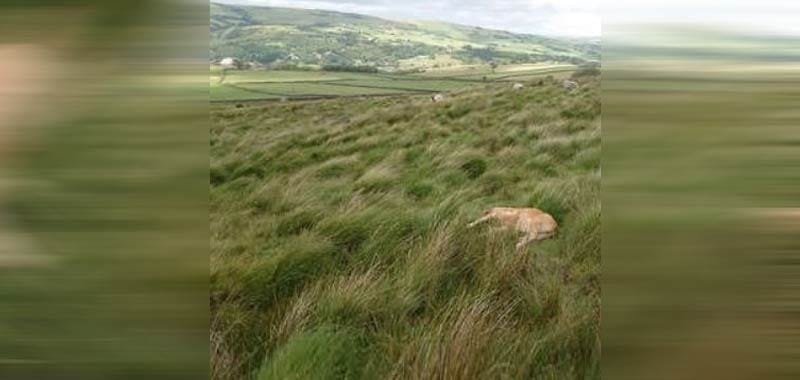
[468, 214, 493, 228]
[537, 230, 555, 240]
[516, 232, 538, 251]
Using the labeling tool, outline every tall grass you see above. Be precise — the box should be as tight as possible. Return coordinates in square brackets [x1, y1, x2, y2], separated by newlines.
[211, 74, 600, 379]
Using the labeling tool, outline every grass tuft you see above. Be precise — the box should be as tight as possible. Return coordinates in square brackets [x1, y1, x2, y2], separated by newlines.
[460, 158, 488, 179]
[258, 325, 370, 380]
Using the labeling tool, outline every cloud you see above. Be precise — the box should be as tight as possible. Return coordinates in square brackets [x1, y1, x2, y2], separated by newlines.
[544, 11, 601, 37]
[214, 0, 601, 37]
[604, 0, 800, 35]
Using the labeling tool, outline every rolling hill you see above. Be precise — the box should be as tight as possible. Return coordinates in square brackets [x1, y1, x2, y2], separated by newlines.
[210, 2, 600, 72]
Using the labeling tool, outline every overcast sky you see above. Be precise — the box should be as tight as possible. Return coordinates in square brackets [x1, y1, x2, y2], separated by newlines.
[605, 0, 800, 36]
[216, 1, 800, 38]
[214, 0, 600, 37]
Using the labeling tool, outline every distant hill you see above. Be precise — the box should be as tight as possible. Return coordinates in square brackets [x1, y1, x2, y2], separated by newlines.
[210, 2, 600, 72]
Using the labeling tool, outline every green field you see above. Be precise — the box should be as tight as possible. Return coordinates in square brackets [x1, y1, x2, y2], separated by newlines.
[211, 73, 601, 379]
[211, 64, 582, 102]
[209, 2, 597, 103]
[416, 63, 577, 79]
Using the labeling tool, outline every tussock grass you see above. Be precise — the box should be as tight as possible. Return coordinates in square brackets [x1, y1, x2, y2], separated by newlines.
[211, 75, 600, 379]
[259, 325, 370, 380]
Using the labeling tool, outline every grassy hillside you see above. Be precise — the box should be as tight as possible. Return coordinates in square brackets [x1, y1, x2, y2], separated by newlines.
[210, 2, 599, 71]
[210, 73, 601, 379]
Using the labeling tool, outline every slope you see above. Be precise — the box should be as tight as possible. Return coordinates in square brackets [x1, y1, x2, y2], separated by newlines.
[210, 73, 601, 379]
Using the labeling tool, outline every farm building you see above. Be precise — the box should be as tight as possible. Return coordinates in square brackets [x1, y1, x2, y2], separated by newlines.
[220, 57, 240, 69]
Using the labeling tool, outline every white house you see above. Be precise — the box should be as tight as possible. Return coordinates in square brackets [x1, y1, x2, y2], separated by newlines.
[220, 57, 239, 69]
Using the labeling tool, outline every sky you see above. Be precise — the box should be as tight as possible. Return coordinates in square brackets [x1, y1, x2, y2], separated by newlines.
[605, 0, 800, 36]
[214, 0, 601, 37]
[215, 1, 800, 38]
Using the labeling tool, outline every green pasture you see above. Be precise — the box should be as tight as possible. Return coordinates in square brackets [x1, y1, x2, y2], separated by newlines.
[210, 64, 577, 102]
